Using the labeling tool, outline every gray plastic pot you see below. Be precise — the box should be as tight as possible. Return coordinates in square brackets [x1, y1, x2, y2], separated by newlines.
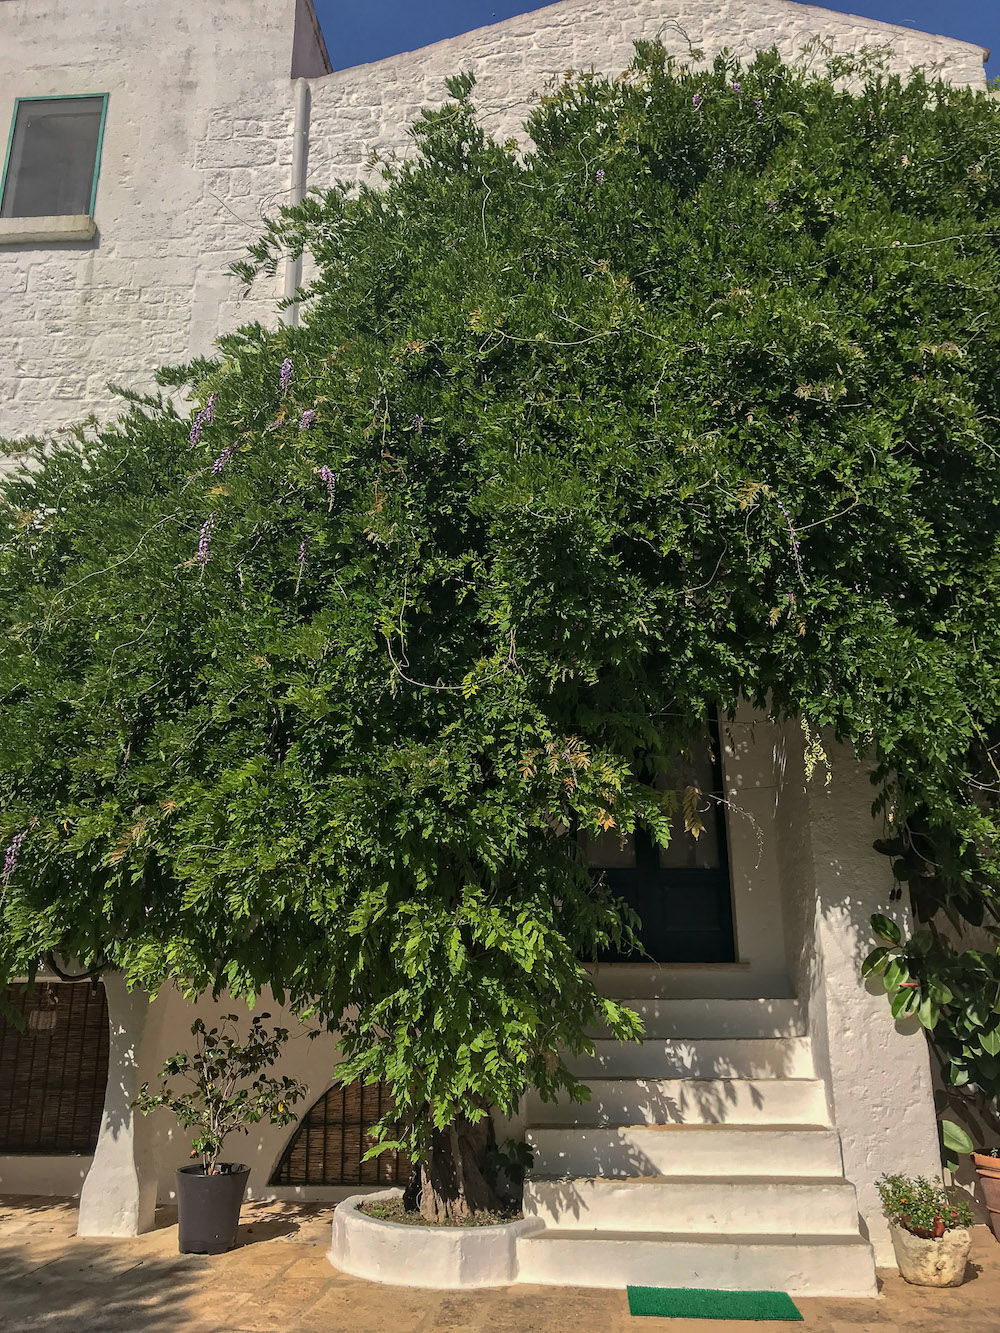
[176, 1163, 250, 1254]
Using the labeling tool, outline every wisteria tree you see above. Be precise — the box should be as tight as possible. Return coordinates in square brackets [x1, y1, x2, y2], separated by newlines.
[3, 47, 1000, 1213]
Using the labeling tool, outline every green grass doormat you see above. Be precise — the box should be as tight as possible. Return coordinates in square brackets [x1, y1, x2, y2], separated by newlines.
[627, 1287, 803, 1320]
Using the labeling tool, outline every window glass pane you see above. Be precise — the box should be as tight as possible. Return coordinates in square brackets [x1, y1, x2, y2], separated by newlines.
[581, 829, 637, 869]
[583, 735, 724, 871]
[2, 97, 104, 219]
[656, 748, 723, 870]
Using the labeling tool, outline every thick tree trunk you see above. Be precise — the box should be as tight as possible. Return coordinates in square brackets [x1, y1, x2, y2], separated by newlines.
[416, 1108, 502, 1222]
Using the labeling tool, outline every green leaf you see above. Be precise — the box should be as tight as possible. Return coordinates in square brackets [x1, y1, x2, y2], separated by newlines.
[891, 988, 918, 1020]
[941, 1119, 974, 1156]
[871, 914, 901, 946]
[862, 946, 891, 978]
[884, 958, 910, 993]
[915, 993, 939, 1031]
[908, 929, 934, 956]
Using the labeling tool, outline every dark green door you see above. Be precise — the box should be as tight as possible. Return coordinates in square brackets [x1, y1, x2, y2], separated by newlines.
[587, 724, 735, 964]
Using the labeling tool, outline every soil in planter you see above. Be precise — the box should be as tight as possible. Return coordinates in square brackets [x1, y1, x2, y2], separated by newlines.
[358, 1199, 523, 1228]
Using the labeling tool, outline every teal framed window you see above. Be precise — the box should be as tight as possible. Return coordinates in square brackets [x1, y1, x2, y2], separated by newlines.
[1, 94, 108, 219]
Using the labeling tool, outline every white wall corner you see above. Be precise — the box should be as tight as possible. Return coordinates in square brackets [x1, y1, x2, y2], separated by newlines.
[802, 742, 940, 1266]
[77, 972, 157, 1237]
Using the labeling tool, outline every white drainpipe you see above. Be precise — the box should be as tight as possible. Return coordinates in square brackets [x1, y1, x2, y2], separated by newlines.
[283, 77, 311, 326]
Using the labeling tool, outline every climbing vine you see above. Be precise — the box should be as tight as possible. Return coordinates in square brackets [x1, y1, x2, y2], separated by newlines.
[3, 46, 1000, 1195]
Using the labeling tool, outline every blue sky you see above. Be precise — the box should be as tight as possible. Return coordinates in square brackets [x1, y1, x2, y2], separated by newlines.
[312, 1, 994, 73]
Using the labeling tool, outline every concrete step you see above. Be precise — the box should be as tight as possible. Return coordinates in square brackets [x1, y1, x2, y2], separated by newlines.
[588, 966, 796, 1001]
[593, 997, 805, 1039]
[523, 1174, 861, 1235]
[567, 1037, 814, 1080]
[526, 1124, 845, 1178]
[515, 1228, 878, 1297]
[526, 1077, 829, 1128]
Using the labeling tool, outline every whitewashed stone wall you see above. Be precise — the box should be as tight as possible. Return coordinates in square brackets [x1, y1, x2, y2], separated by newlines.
[305, 0, 985, 184]
[0, 0, 328, 448]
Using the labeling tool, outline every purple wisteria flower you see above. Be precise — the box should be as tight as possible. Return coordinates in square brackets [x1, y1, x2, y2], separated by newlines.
[3, 830, 26, 884]
[196, 513, 215, 566]
[319, 465, 337, 509]
[692, 93, 702, 110]
[732, 81, 742, 96]
[754, 97, 764, 124]
[299, 410, 316, 432]
[774, 495, 806, 586]
[298, 539, 309, 566]
[280, 358, 294, 393]
[212, 445, 235, 474]
[595, 168, 605, 185]
[411, 414, 425, 434]
[189, 392, 218, 447]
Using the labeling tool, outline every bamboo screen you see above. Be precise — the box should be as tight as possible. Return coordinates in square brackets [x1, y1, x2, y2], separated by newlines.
[0, 981, 109, 1154]
[270, 1078, 411, 1187]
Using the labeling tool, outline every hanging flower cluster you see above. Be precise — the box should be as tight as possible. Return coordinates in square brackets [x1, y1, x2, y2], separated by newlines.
[189, 392, 218, 446]
[2, 830, 26, 884]
[280, 358, 294, 394]
[212, 445, 235, 474]
[196, 514, 215, 566]
[319, 466, 337, 509]
[299, 410, 316, 432]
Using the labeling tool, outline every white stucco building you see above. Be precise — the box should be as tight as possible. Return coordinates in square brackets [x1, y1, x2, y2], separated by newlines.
[0, 0, 992, 1298]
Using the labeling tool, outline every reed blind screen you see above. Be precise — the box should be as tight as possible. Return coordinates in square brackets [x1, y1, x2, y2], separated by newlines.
[270, 1078, 411, 1187]
[0, 982, 109, 1154]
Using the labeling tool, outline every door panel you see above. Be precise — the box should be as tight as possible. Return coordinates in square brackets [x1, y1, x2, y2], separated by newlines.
[586, 716, 735, 963]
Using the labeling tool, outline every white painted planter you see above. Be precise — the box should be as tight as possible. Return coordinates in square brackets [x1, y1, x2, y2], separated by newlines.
[328, 1189, 544, 1288]
[889, 1222, 971, 1288]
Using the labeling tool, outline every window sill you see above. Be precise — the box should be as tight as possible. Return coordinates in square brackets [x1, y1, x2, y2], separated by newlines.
[0, 214, 96, 244]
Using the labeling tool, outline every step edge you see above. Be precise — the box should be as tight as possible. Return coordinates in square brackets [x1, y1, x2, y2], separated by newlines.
[525, 1174, 857, 1188]
[528, 1071, 826, 1082]
[518, 1229, 873, 1247]
[526, 1121, 836, 1131]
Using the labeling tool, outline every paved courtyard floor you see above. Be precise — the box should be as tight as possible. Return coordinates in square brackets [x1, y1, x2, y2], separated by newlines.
[1, 1195, 998, 1333]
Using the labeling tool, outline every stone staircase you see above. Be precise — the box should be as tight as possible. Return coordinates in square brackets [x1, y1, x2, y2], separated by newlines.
[516, 993, 878, 1297]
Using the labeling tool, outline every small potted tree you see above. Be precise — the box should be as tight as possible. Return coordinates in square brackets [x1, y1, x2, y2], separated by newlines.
[135, 1013, 308, 1254]
[877, 1174, 974, 1287]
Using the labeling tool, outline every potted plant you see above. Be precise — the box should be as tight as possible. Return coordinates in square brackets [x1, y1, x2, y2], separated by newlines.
[134, 1013, 308, 1254]
[972, 1147, 1000, 1239]
[876, 1174, 974, 1287]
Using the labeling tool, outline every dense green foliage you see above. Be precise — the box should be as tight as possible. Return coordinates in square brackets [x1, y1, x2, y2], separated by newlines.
[868, 911, 1000, 1136]
[4, 47, 1000, 1162]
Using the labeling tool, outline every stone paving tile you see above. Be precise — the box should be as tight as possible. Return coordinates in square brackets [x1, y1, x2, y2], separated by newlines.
[2, 1195, 999, 1333]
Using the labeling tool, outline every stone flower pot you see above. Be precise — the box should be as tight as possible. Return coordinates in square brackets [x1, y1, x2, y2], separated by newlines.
[973, 1153, 1000, 1240]
[176, 1162, 250, 1254]
[889, 1221, 971, 1287]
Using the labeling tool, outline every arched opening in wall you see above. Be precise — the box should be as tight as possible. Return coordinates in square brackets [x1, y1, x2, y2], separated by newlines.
[270, 1079, 411, 1187]
[0, 981, 109, 1154]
